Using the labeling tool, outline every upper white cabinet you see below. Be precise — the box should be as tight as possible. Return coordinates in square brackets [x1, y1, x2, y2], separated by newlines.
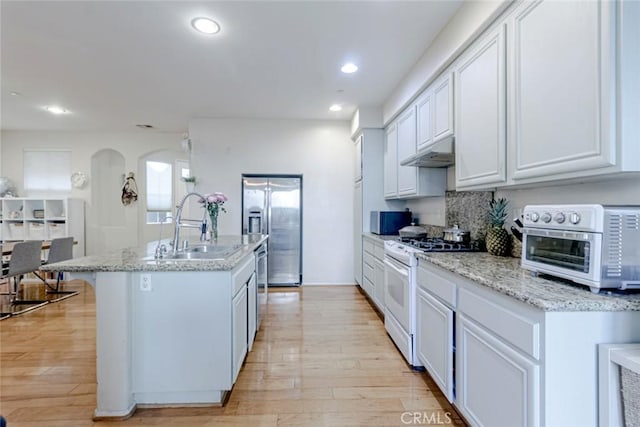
[397, 108, 418, 196]
[383, 123, 398, 198]
[452, 0, 639, 191]
[416, 90, 433, 151]
[432, 72, 455, 144]
[417, 71, 454, 153]
[384, 108, 446, 199]
[508, 0, 616, 181]
[455, 25, 507, 189]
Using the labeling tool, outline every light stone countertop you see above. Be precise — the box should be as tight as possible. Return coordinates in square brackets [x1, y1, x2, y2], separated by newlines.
[363, 233, 640, 312]
[40, 235, 268, 273]
[418, 252, 640, 312]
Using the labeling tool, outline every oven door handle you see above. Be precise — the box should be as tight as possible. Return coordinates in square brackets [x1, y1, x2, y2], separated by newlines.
[384, 257, 409, 278]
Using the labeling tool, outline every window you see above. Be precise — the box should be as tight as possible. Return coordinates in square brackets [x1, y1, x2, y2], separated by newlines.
[24, 150, 71, 194]
[146, 161, 172, 224]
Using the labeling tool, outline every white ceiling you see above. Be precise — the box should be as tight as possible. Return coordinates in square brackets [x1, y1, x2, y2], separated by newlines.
[1, 1, 463, 133]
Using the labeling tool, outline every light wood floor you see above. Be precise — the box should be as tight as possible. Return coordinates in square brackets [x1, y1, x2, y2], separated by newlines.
[0, 281, 466, 426]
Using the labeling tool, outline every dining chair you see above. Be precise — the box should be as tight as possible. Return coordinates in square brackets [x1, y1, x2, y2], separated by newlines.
[1, 240, 45, 304]
[39, 237, 74, 294]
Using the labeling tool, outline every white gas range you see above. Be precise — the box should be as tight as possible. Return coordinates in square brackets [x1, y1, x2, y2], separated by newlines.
[383, 238, 479, 368]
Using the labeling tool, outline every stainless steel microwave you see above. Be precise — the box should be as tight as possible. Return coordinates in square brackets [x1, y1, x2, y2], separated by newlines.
[521, 204, 640, 293]
[370, 211, 412, 235]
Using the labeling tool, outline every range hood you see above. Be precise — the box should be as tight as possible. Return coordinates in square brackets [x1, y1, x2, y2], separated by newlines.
[400, 136, 455, 168]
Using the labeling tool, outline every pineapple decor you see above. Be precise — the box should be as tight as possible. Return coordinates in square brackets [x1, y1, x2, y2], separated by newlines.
[486, 198, 511, 256]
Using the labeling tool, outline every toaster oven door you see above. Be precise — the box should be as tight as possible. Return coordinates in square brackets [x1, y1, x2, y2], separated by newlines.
[522, 228, 601, 285]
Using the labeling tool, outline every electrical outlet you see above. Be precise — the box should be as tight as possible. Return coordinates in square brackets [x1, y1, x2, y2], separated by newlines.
[140, 274, 152, 292]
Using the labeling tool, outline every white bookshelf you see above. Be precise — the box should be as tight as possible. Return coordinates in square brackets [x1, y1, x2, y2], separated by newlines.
[0, 198, 85, 256]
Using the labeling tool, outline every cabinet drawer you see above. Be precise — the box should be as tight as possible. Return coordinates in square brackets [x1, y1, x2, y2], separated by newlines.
[459, 288, 540, 359]
[232, 255, 255, 297]
[417, 264, 456, 308]
[363, 252, 376, 283]
[363, 239, 376, 255]
[374, 243, 385, 260]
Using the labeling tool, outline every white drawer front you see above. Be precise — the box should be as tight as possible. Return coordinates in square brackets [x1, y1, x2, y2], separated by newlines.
[459, 288, 540, 359]
[417, 265, 456, 308]
[363, 239, 375, 255]
[363, 252, 376, 283]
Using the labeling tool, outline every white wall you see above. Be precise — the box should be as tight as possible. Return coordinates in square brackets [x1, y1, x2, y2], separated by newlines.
[0, 130, 183, 254]
[188, 118, 354, 285]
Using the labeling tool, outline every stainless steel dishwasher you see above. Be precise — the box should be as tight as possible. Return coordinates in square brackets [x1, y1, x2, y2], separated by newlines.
[254, 242, 268, 330]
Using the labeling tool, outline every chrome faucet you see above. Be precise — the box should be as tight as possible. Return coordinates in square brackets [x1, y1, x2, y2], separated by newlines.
[172, 192, 208, 255]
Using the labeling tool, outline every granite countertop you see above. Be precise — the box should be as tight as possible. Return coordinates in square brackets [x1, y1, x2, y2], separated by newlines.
[417, 252, 640, 312]
[40, 235, 268, 273]
[362, 232, 640, 312]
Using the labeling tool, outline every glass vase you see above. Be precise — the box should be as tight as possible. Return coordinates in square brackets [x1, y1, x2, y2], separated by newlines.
[210, 215, 218, 241]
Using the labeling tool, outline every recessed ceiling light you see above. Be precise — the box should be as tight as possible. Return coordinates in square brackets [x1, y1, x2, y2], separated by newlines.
[191, 17, 220, 35]
[329, 104, 342, 112]
[341, 63, 358, 74]
[45, 105, 69, 115]
[10, 91, 21, 96]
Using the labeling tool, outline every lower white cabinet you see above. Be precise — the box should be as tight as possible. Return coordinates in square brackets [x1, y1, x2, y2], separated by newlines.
[247, 273, 257, 351]
[362, 235, 385, 312]
[232, 281, 248, 384]
[416, 287, 454, 402]
[457, 314, 540, 427]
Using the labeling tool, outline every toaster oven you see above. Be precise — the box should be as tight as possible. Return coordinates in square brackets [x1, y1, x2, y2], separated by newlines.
[521, 204, 640, 293]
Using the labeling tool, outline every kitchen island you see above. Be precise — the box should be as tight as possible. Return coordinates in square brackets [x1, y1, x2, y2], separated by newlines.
[41, 235, 268, 420]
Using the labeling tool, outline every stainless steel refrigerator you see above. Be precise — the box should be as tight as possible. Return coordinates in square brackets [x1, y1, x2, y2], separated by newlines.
[242, 175, 302, 286]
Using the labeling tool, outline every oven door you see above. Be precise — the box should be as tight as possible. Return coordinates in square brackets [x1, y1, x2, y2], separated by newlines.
[521, 228, 601, 285]
[384, 255, 411, 332]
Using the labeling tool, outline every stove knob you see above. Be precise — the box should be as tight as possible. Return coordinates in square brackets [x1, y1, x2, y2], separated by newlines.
[541, 212, 552, 223]
[569, 212, 581, 225]
[530, 212, 540, 223]
[554, 212, 566, 224]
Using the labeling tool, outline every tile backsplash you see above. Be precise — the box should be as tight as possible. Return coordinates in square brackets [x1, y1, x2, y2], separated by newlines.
[410, 190, 492, 241]
[444, 190, 492, 241]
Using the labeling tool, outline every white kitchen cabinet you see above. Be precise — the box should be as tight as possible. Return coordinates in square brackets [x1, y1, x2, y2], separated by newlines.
[232, 280, 248, 384]
[362, 235, 384, 312]
[416, 90, 433, 151]
[450, 0, 638, 191]
[0, 197, 85, 256]
[416, 287, 454, 402]
[397, 108, 417, 196]
[383, 123, 398, 198]
[417, 71, 454, 152]
[386, 108, 446, 199]
[397, 107, 423, 196]
[373, 256, 385, 311]
[457, 314, 540, 427]
[507, 0, 616, 182]
[432, 72, 454, 143]
[455, 25, 507, 190]
[353, 128, 403, 286]
[247, 272, 257, 351]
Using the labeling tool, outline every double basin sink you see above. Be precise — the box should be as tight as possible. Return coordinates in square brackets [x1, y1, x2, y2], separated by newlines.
[145, 243, 243, 261]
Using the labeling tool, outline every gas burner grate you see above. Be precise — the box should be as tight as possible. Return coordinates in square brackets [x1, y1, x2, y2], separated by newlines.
[399, 237, 483, 252]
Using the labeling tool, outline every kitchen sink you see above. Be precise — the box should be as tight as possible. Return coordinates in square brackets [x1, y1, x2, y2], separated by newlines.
[143, 244, 243, 261]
